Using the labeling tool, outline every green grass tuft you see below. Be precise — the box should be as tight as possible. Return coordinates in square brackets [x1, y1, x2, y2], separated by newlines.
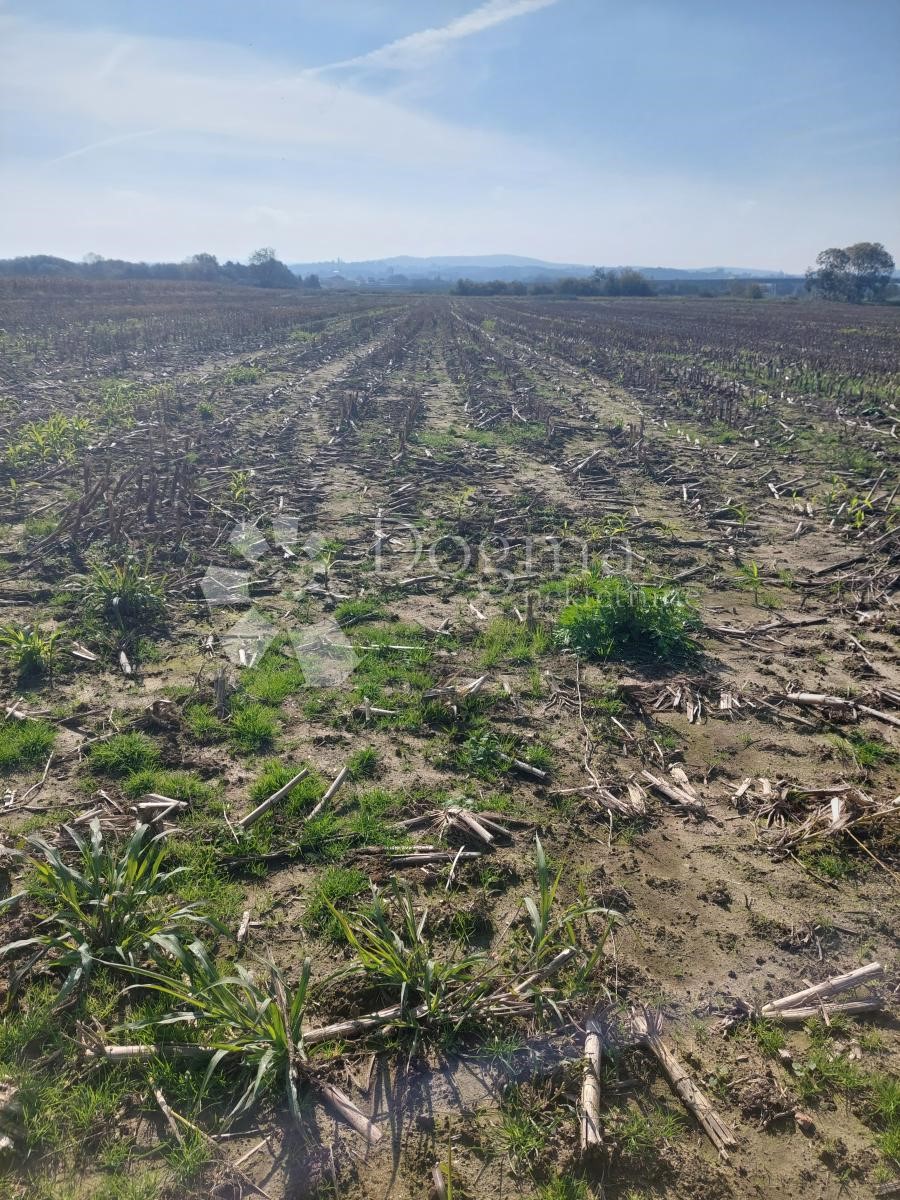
[615, 1103, 685, 1158]
[249, 758, 306, 803]
[303, 866, 369, 940]
[347, 746, 379, 780]
[87, 732, 160, 777]
[537, 1177, 591, 1200]
[121, 769, 215, 804]
[183, 702, 227, 744]
[477, 617, 549, 667]
[798, 845, 858, 880]
[229, 702, 277, 754]
[240, 646, 305, 705]
[344, 788, 402, 846]
[498, 1084, 556, 1167]
[0, 717, 56, 774]
[334, 598, 385, 625]
[869, 1072, 900, 1160]
[827, 732, 897, 771]
[165, 840, 243, 926]
[749, 1019, 786, 1058]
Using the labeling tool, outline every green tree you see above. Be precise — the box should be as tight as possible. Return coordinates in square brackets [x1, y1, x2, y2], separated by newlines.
[248, 246, 277, 266]
[845, 242, 895, 300]
[247, 248, 298, 289]
[185, 252, 220, 281]
[806, 242, 894, 302]
[617, 267, 654, 296]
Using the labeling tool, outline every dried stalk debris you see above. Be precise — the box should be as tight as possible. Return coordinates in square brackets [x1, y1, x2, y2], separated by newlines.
[579, 1020, 603, 1154]
[631, 1007, 737, 1158]
[738, 778, 899, 854]
[761, 961, 884, 1018]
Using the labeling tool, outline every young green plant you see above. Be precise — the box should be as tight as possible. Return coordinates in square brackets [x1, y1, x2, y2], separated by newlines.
[1, 820, 209, 1001]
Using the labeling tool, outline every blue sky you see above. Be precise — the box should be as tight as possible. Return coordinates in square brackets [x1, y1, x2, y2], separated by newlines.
[1, 0, 898, 270]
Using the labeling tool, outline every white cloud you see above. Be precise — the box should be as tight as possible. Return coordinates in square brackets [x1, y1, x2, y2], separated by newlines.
[0, 11, 556, 175]
[313, 0, 561, 74]
[0, 12, 551, 174]
[0, 8, 571, 260]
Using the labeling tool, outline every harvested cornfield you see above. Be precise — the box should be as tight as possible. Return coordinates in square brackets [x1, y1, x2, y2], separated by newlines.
[0, 281, 898, 1200]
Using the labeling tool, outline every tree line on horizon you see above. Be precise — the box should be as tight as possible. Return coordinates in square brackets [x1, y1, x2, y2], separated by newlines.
[453, 267, 656, 297]
[458, 244, 897, 303]
[1, 241, 895, 303]
[0, 248, 321, 290]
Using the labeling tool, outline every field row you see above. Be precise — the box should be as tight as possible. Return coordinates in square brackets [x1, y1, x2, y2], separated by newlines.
[0, 284, 897, 1200]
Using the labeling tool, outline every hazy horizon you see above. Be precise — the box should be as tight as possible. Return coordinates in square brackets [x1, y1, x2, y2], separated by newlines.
[2, 1, 899, 273]
[0, 249, 795, 275]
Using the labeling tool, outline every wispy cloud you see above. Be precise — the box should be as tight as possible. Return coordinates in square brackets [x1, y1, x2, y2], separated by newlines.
[0, 13, 551, 175]
[313, 0, 561, 74]
[46, 128, 159, 167]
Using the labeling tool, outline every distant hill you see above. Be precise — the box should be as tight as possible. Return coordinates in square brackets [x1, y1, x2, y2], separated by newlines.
[289, 255, 591, 284]
[288, 255, 790, 284]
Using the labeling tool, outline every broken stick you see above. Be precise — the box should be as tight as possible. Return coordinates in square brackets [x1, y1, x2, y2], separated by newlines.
[640, 770, 705, 814]
[768, 999, 882, 1023]
[579, 1020, 603, 1154]
[314, 1079, 382, 1144]
[632, 1007, 736, 1158]
[237, 768, 308, 831]
[761, 962, 883, 1015]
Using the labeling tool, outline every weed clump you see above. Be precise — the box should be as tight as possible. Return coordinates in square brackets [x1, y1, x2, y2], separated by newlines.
[328, 880, 493, 1026]
[1, 820, 208, 1000]
[4, 412, 89, 467]
[554, 575, 700, 662]
[126, 943, 311, 1124]
[0, 624, 59, 678]
[223, 365, 262, 385]
[82, 556, 166, 627]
